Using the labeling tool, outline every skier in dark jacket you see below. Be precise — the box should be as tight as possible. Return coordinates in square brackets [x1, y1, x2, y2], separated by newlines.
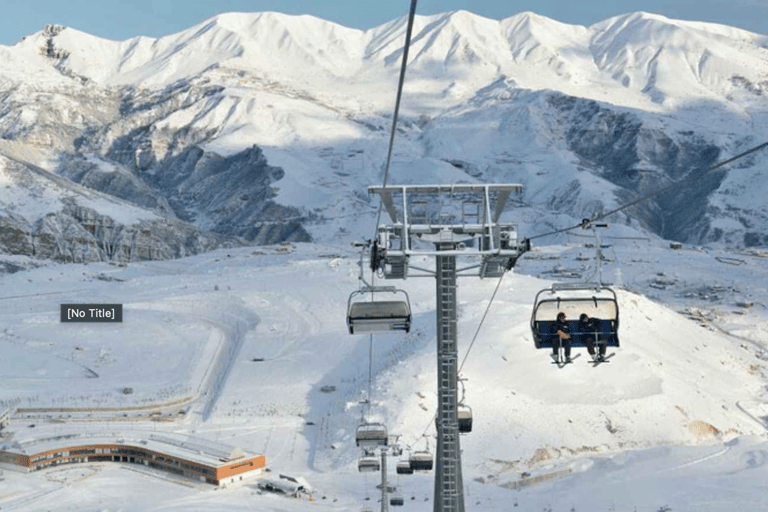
[553, 312, 571, 361]
[579, 313, 606, 361]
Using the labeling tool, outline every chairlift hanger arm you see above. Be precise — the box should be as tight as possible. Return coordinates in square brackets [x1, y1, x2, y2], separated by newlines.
[492, 189, 513, 223]
[376, 190, 400, 224]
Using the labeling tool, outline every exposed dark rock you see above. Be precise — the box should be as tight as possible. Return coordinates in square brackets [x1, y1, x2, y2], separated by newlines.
[547, 92, 724, 244]
[0, 212, 34, 255]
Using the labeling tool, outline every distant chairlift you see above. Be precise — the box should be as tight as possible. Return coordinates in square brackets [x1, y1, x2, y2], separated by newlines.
[396, 459, 414, 475]
[530, 283, 620, 351]
[390, 492, 405, 507]
[433, 405, 473, 434]
[347, 286, 411, 335]
[358, 452, 380, 473]
[409, 450, 434, 472]
[458, 404, 473, 433]
[457, 378, 473, 434]
[355, 422, 388, 449]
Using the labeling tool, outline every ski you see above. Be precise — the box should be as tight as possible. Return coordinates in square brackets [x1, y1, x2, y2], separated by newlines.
[561, 353, 580, 367]
[551, 353, 580, 367]
[591, 352, 615, 366]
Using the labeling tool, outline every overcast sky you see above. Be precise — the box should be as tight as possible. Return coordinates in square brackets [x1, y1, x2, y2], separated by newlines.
[0, 0, 765, 45]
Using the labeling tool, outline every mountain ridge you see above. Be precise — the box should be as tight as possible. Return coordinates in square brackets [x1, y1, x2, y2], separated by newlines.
[0, 9, 765, 263]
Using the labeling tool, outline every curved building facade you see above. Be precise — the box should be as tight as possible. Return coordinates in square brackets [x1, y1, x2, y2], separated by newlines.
[0, 435, 265, 486]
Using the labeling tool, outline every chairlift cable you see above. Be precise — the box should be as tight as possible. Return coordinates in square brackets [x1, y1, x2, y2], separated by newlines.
[524, 140, 768, 242]
[360, 0, 418, 428]
[458, 273, 505, 374]
[372, 0, 419, 240]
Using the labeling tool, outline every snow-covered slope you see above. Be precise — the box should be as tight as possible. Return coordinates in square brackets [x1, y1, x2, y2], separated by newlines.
[1, 241, 767, 510]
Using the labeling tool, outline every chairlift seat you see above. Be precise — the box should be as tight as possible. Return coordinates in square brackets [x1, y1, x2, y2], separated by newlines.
[409, 451, 433, 471]
[396, 460, 414, 475]
[347, 289, 411, 335]
[458, 405, 473, 433]
[531, 286, 620, 349]
[358, 455, 380, 473]
[390, 494, 405, 506]
[356, 423, 388, 449]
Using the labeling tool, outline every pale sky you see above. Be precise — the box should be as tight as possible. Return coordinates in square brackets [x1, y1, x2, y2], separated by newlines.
[0, 0, 764, 46]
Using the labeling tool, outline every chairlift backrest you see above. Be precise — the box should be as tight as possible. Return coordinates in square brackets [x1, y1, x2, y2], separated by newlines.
[409, 450, 433, 471]
[347, 288, 411, 335]
[532, 285, 618, 321]
[530, 285, 620, 349]
[532, 296, 617, 322]
[396, 459, 414, 474]
[390, 494, 405, 506]
[356, 422, 388, 449]
[458, 404, 473, 433]
[358, 454, 380, 473]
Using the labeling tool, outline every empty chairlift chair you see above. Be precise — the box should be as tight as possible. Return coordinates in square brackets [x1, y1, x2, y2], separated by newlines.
[390, 493, 405, 507]
[458, 404, 473, 433]
[356, 422, 388, 450]
[530, 283, 620, 351]
[396, 459, 414, 475]
[347, 287, 411, 335]
[409, 450, 433, 472]
[358, 453, 380, 473]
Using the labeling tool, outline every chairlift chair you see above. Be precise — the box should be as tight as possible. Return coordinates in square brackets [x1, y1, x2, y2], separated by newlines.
[355, 422, 388, 449]
[396, 459, 414, 475]
[530, 283, 620, 350]
[409, 450, 433, 471]
[458, 404, 473, 433]
[347, 287, 411, 335]
[390, 493, 405, 507]
[358, 453, 380, 473]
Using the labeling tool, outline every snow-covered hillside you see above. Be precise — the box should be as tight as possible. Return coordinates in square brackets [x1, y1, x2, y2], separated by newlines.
[0, 10, 765, 261]
[1, 240, 767, 510]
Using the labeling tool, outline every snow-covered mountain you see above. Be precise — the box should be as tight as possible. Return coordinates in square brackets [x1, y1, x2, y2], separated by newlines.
[0, 10, 767, 262]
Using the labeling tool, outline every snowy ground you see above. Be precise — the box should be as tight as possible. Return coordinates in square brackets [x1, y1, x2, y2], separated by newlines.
[1, 239, 768, 511]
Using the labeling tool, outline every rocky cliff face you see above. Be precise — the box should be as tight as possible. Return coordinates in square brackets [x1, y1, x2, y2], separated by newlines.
[55, 76, 312, 246]
[0, 199, 244, 264]
[547, 93, 726, 244]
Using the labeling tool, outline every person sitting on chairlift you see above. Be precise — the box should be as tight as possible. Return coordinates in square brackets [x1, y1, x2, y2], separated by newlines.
[579, 313, 606, 362]
[553, 312, 572, 362]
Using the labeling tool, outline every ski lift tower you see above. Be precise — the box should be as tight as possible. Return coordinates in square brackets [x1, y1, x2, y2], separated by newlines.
[368, 184, 528, 512]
